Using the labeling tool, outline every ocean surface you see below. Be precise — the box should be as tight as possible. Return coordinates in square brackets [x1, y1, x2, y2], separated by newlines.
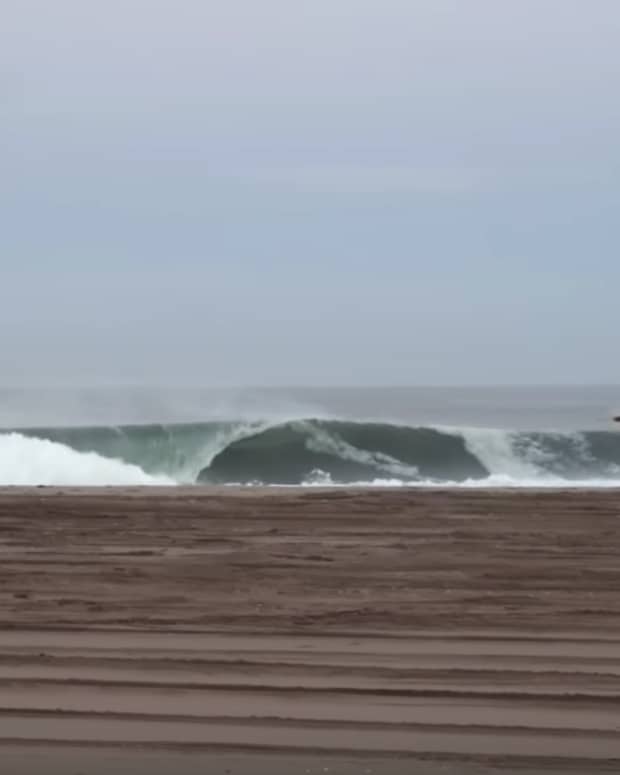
[1, 386, 619, 487]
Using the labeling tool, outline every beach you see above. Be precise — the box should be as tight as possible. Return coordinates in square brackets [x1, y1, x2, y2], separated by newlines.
[2, 487, 620, 773]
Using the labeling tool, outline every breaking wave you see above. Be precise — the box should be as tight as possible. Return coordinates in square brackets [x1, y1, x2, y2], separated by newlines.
[1, 418, 620, 487]
[0, 433, 173, 486]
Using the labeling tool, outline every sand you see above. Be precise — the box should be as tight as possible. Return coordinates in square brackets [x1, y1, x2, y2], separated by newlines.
[1, 486, 620, 773]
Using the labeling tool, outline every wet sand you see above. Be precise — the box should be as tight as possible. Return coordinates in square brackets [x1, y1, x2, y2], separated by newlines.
[1, 487, 620, 773]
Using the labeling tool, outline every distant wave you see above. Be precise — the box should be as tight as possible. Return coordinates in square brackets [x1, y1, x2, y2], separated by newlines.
[2, 418, 620, 487]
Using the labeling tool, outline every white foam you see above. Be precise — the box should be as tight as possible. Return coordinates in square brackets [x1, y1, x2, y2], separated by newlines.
[0, 433, 173, 486]
[433, 473, 620, 488]
[298, 475, 620, 489]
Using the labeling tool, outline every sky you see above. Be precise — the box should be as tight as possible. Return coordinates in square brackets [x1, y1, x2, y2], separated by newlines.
[2, 0, 619, 386]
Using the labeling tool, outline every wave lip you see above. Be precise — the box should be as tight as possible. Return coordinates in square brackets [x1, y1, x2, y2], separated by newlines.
[3, 418, 620, 487]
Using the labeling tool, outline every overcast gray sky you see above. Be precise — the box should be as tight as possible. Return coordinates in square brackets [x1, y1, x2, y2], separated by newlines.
[2, 0, 619, 386]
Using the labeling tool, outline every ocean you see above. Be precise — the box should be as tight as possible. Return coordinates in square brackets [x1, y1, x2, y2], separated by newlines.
[1, 385, 619, 487]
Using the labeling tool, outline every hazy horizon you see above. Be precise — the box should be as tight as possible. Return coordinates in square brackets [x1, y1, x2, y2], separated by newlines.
[2, 380, 620, 390]
[3, 0, 619, 386]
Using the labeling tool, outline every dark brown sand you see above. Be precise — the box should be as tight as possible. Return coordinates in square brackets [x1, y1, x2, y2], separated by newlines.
[1, 487, 620, 774]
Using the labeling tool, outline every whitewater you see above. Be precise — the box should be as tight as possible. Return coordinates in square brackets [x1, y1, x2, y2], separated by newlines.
[1, 386, 619, 487]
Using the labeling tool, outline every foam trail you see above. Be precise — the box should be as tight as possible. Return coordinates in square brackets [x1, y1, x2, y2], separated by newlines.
[0, 433, 173, 486]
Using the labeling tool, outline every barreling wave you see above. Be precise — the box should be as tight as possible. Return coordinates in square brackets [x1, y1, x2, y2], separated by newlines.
[2, 418, 620, 487]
